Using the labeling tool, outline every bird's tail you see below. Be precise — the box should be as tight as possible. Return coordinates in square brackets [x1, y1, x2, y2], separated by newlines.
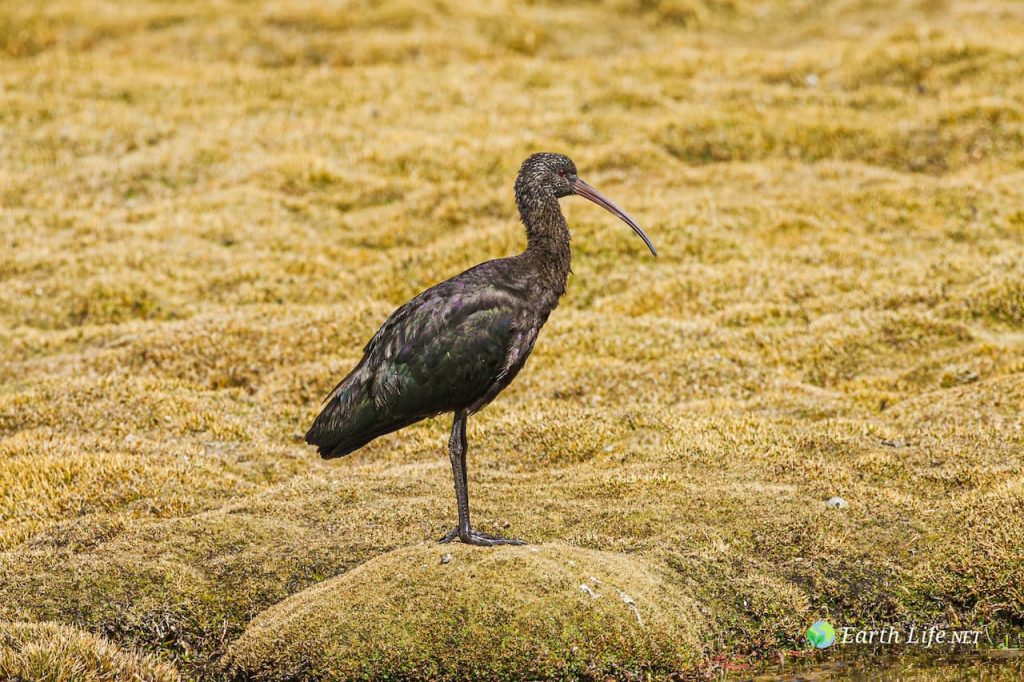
[304, 373, 412, 459]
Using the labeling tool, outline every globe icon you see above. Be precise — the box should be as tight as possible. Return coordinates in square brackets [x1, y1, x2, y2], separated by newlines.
[806, 620, 836, 649]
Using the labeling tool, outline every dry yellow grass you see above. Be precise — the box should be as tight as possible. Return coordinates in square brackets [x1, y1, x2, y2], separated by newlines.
[0, 621, 179, 681]
[1, 0, 1023, 679]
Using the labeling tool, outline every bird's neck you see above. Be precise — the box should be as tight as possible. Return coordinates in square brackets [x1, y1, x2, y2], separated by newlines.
[518, 195, 572, 303]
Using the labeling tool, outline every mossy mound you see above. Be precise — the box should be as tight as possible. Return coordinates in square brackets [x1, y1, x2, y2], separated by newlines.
[919, 481, 1024, 625]
[0, 621, 179, 681]
[224, 543, 705, 680]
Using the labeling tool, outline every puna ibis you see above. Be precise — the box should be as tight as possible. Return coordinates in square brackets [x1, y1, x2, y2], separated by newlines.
[305, 152, 657, 546]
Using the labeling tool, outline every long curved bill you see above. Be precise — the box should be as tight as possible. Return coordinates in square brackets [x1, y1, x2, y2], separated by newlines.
[573, 177, 657, 257]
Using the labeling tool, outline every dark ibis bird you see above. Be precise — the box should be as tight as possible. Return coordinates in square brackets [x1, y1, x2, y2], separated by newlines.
[305, 152, 657, 546]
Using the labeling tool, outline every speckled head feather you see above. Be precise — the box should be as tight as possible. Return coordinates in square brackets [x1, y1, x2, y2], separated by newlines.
[514, 153, 577, 254]
[515, 152, 578, 205]
[513, 152, 657, 258]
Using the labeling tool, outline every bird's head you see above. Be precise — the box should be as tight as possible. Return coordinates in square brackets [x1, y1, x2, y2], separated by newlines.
[517, 152, 579, 199]
[515, 152, 657, 256]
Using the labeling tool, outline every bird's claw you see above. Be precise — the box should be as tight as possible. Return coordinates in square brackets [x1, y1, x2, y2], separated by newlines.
[439, 527, 526, 546]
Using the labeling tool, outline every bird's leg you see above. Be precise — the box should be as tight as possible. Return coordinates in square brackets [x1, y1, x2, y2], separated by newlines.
[439, 410, 525, 547]
[440, 410, 472, 542]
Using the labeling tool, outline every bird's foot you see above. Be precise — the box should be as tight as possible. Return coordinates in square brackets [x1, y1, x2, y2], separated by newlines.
[438, 527, 526, 546]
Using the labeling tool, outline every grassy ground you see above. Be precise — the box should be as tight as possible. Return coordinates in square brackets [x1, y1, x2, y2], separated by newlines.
[1, 0, 1023, 679]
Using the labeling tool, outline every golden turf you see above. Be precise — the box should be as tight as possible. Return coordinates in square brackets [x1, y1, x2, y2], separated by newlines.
[0, 0, 1022, 678]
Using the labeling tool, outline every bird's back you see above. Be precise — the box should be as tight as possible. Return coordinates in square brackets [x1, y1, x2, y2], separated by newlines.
[305, 257, 542, 459]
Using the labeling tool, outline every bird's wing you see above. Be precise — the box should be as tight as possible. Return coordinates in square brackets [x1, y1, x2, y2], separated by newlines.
[469, 324, 540, 413]
[358, 279, 522, 417]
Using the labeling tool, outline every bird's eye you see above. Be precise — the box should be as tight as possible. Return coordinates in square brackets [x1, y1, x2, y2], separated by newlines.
[558, 170, 566, 177]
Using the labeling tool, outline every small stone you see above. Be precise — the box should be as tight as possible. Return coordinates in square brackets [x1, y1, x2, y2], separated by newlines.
[956, 369, 979, 384]
[826, 496, 848, 509]
[617, 590, 644, 627]
[881, 438, 908, 448]
[580, 583, 599, 599]
[440, 553, 452, 565]
[124, 434, 139, 445]
[805, 73, 820, 87]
